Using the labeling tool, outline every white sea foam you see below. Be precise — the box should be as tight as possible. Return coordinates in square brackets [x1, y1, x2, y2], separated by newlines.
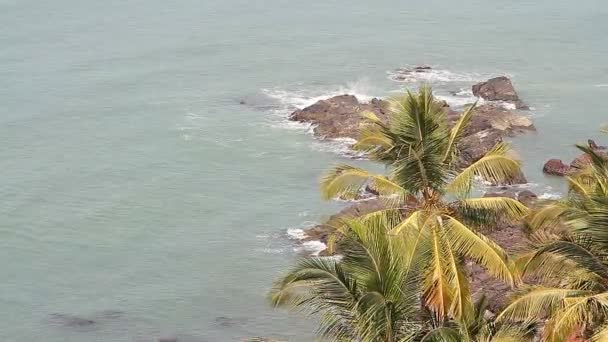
[311, 137, 367, 158]
[286, 227, 307, 240]
[538, 192, 562, 200]
[387, 67, 492, 84]
[595, 84, 608, 88]
[262, 79, 376, 114]
[435, 93, 483, 109]
[296, 240, 328, 256]
[261, 79, 377, 156]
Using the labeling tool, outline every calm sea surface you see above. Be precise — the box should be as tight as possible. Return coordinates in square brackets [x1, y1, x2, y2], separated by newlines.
[1, 0, 608, 340]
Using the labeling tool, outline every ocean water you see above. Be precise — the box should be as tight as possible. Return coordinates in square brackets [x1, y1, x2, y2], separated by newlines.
[1, 0, 608, 341]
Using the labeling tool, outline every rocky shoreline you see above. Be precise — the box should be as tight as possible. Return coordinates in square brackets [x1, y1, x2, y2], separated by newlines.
[288, 75, 536, 253]
[282, 74, 553, 317]
[542, 140, 607, 176]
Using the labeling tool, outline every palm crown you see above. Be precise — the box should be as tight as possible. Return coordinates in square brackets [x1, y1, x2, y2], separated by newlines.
[499, 144, 608, 341]
[320, 86, 528, 322]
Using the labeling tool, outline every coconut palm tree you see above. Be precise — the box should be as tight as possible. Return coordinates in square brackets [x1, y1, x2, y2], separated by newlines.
[269, 217, 426, 342]
[498, 144, 608, 341]
[320, 86, 528, 322]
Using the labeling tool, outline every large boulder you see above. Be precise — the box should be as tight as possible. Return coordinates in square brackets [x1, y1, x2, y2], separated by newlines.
[457, 129, 504, 166]
[289, 95, 388, 139]
[543, 159, 570, 176]
[472, 77, 527, 109]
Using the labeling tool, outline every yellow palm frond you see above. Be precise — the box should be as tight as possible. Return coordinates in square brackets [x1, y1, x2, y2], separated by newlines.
[545, 293, 608, 342]
[424, 222, 453, 320]
[526, 203, 569, 232]
[446, 142, 522, 197]
[443, 233, 473, 321]
[360, 110, 382, 123]
[443, 215, 515, 285]
[497, 287, 591, 323]
[566, 174, 594, 196]
[320, 164, 407, 200]
[592, 323, 608, 341]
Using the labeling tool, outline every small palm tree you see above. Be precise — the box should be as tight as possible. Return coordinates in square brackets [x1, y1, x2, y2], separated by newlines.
[321, 86, 528, 322]
[269, 217, 425, 342]
[498, 145, 608, 341]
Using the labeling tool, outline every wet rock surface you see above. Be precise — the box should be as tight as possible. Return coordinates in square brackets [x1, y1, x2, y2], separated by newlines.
[543, 158, 571, 176]
[289, 95, 388, 140]
[472, 76, 527, 109]
[290, 98, 534, 171]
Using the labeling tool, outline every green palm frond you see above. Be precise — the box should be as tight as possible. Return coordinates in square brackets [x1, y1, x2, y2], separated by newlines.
[443, 103, 476, 164]
[454, 197, 529, 228]
[446, 143, 522, 197]
[270, 218, 425, 341]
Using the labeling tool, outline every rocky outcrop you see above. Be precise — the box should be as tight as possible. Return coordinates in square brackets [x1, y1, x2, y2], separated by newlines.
[290, 95, 534, 175]
[543, 159, 570, 176]
[289, 95, 388, 139]
[472, 76, 527, 109]
[542, 140, 607, 176]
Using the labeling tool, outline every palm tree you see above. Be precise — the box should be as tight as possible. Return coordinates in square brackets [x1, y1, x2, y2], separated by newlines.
[269, 217, 425, 342]
[320, 86, 528, 322]
[498, 144, 608, 341]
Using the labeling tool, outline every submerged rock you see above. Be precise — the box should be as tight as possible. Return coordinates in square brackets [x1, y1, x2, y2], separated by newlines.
[48, 313, 96, 328]
[472, 76, 527, 109]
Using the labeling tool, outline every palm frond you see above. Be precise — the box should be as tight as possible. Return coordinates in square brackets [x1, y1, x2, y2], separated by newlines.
[321, 164, 407, 200]
[446, 143, 522, 197]
[497, 286, 591, 323]
[443, 215, 515, 285]
[525, 202, 570, 233]
[423, 222, 454, 321]
[454, 197, 529, 227]
[443, 103, 476, 164]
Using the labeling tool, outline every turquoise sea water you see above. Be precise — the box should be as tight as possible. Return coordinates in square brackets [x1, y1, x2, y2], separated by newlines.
[1, 0, 608, 341]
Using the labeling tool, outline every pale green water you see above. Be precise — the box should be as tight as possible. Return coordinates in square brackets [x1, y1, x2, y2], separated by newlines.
[1, 0, 608, 341]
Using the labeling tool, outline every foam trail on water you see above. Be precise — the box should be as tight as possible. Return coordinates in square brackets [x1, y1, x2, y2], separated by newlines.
[261, 79, 377, 157]
[286, 227, 328, 256]
[296, 241, 327, 256]
[387, 67, 496, 83]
